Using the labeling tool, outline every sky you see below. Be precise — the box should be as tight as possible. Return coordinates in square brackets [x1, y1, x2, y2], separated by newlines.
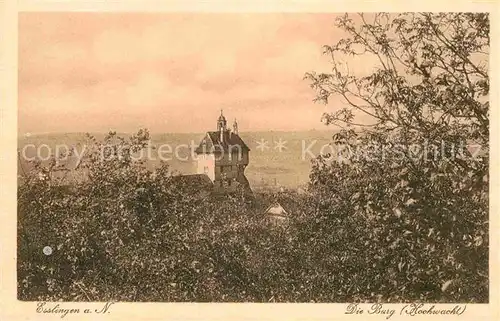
[19, 13, 369, 134]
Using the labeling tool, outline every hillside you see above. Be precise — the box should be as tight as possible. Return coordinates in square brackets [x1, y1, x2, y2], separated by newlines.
[18, 130, 336, 189]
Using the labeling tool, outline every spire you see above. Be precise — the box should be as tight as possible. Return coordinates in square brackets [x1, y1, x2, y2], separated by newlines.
[233, 118, 239, 135]
[217, 110, 227, 143]
[217, 109, 227, 132]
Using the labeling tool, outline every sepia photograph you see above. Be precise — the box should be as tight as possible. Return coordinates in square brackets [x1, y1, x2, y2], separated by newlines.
[16, 11, 489, 305]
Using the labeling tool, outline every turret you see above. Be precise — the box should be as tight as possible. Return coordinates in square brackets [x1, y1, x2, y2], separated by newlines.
[217, 109, 227, 143]
[233, 118, 239, 135]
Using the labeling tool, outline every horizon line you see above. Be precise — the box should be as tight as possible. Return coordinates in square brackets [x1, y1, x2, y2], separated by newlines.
[19, 128, 336, 137]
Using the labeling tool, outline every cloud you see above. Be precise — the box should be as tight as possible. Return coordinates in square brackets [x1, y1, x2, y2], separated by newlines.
[19, 13, 343, 134]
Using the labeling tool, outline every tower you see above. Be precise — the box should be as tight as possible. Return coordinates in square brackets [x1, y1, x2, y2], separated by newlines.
[195, 112, 251, 194]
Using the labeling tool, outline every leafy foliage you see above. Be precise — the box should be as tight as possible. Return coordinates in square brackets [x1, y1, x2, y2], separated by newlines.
[305, 13, 488, 302]
[18, 130, 298, 302]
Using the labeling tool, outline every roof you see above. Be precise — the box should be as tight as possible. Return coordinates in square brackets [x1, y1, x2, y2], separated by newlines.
[236, 174, 251, 188]
[195, 131, 250, 154]
[265, 202, 288, 217]
[235, 175, 253, 195]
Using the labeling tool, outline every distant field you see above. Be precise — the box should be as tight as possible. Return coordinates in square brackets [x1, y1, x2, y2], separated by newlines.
[18, 130, 336, 189]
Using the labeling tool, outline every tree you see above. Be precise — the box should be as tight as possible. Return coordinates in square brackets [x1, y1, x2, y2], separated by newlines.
[306, 13, 488, 145]
[17, 130, 290, 302]
[304, 13, 489, 302]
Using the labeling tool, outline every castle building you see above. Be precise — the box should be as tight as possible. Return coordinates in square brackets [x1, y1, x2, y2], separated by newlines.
[195, 111, 251, 193]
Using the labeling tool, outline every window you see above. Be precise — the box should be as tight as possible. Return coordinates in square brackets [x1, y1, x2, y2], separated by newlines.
[204, 166, 209, 174]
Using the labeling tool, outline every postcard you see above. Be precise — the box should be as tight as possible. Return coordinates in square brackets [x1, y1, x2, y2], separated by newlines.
[1, 1, 498, 320]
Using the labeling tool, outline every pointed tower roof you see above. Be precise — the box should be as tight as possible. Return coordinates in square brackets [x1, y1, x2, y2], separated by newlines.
[196, 111, 250, 154]
[265, 202, 288, 217]
[218, 109, 226, 122]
